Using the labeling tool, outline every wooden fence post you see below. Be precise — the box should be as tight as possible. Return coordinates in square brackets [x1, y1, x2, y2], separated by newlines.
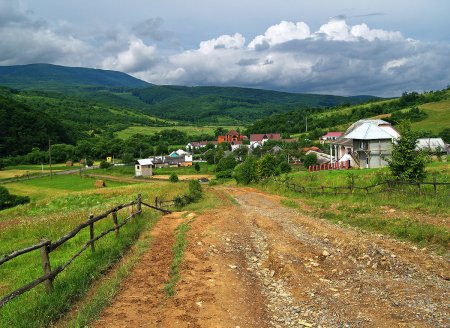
[155, 196, 158, 208]
[40, 240, 53, 293]
[433, 175, 437, 195]
[112, 210, 119, 237]
[137, 194, 142, 214]
[89, 214, 95, 253]
[417, 182, 421, 195]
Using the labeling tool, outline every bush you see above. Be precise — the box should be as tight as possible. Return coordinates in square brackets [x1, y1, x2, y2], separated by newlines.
[99, 160, 111, 169]
[216, 155, 237, 173]
[256, 154, 279, 179]
[169, 172, 179, 183]
[0, 186, 30, 210]
[216, 169, 233, 179]
[188, 179, 202, 201]
[234, 156, 257, 185]
[173, 179, 203, 208]
[278, 161, 292, 174]
[86, 159, 94, 167]
[303, 153, 317, 168]
[194, 162, 200, 172]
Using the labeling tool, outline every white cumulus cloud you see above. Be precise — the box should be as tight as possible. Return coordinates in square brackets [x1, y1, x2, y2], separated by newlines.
[102, 39, 158, 73]
[248, 21, 310, 49]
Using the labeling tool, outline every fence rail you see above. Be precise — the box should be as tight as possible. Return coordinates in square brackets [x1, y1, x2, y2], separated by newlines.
[0, 193, 171, 308]
[275, 178, 450, 196]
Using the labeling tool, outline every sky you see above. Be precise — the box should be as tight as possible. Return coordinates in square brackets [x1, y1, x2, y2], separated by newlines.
[1, 0, 449, 97]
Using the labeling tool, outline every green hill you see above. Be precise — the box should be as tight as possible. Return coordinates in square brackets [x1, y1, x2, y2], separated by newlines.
[246, 89, 450, 140]
[0, 64, 379, 125]
[0, 63, 151, 90]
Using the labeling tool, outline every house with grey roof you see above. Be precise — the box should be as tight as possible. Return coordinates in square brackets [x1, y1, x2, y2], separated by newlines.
[333, 119, 400, 169]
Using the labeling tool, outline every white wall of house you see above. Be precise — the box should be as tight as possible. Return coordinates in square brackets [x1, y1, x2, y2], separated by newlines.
[135, 164, 152, 177]
[352, 139, 393, 168]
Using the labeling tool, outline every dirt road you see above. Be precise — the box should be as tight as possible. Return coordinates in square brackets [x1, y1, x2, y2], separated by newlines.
[94, 187, 449, 327]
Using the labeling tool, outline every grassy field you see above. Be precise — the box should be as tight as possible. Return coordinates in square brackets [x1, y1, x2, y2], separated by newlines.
[0, 176, 192, 327]
[257, 162, 450, 254]
[90, 163, 215, 177]
[0, 163, 80, 180]
[413, 98, 450, 133]
[115, 125, 243, 139]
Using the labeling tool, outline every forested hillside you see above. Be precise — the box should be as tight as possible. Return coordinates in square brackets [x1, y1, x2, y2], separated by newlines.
[246, 89, 450, 142]
[0, 91, 74, 156]
[133, 85, 376, 123]
[0, 64, 151, 90]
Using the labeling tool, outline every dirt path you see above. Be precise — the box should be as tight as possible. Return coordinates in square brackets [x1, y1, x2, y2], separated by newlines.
[93, 187, 449, 328]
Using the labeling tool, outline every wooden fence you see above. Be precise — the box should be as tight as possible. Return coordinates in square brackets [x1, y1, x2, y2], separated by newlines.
[0, 194, 171, 308]
[275, 177, 450, 196]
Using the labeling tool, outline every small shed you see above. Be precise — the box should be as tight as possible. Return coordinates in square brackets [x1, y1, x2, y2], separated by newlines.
[135, 159, 153, 177]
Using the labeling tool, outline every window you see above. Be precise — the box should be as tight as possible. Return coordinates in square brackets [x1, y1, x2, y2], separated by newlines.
[137, 165, 140, 169]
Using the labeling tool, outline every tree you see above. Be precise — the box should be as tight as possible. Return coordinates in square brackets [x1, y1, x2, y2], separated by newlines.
[256, 154, 279, 179]
[439, 127, 450, 143]
[216, 155, 237, 178]
[387, 121, 427, 181]
[194, 162, 200, 172]
[303, 153, 317, 168]
[234, 156, 257, 184]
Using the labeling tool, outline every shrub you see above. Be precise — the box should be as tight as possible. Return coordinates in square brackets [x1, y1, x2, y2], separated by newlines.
[303, 153, 317, 168]
[256, 154, 279, 179]
[99, 160, 111, 169]
[194, 162, 200, 172]
[188, 179, 202, 201]
[216, 155, 237, 173]
[234, 156, 257, 185]
[169, 172, 179, 183]
[86, 159, 94, 167]
[0, 186, 30, 210]
[278, 161, 292, 174]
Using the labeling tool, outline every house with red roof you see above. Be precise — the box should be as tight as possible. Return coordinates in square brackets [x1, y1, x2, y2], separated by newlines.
[218, 130, 246, 143]
[250, 133, 281, 148]
[319, 132, 344, 144]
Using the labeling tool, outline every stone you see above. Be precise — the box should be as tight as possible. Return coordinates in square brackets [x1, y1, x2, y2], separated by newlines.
[322, 250, 330, 257]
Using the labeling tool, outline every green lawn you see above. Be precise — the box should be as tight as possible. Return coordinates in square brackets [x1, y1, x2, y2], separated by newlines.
[115, 125, 243, 139]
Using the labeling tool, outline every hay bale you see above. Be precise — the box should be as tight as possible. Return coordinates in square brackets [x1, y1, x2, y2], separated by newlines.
[66, 161, 73, 166]
[95, 180, 106, 188]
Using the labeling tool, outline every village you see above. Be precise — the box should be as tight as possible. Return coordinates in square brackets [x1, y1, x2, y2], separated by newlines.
[135, 119, 448, 177]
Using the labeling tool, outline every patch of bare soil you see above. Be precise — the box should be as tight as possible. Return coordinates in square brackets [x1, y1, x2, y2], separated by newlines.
[94, 187, 449, 328]
[151, 174, 214, 181]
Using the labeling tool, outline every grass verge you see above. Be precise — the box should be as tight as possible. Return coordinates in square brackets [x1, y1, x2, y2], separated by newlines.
[165, 220, 192, 297]
[62, 215, 159, 328]
[257, 174, 449, 254]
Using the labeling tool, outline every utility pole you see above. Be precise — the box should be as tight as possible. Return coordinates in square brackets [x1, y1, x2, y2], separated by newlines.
[49, 138, 53, 178]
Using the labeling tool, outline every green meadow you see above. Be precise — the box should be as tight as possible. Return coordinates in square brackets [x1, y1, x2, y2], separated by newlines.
[0, 175, 190, 328]
[115, 125, 243, 139]
[414, 98, 450, 133]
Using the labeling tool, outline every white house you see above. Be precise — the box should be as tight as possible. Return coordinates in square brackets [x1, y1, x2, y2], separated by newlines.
[320, 132, 344, 144]
[250, 133, 281, 148]
[186, 141, 218, 151]
[416, 138, 447, 153]
[333, 119, 400, 169]
[135, 158, 153, 177]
